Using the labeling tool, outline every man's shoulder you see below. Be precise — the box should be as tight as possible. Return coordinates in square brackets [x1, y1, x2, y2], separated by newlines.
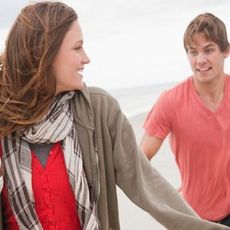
[161, 77, 191, 100]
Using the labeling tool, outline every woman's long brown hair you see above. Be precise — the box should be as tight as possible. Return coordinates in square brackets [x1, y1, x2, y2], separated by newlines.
[0, 2, 77, 137]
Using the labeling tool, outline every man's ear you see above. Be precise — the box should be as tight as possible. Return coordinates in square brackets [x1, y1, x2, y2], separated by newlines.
[224, 46, 230, 58]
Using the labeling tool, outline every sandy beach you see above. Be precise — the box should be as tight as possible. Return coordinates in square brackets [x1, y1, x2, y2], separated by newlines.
[117, 111, 181, 230]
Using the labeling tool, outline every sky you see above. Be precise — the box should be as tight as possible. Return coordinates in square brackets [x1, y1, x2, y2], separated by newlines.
[1, 0, 230, 90]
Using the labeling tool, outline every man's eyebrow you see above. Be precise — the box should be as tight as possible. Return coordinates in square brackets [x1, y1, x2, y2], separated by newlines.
[188, 43, 215, 50]
[74, 40, 83, 45]
[203, 44, 215, 49]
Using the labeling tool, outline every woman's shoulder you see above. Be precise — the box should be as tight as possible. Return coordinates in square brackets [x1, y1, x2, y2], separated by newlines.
[74, 86, 120, 113]
[81, 86, 118, 104]
[88, 86, 113, 98]
[89, 86, 120, 109]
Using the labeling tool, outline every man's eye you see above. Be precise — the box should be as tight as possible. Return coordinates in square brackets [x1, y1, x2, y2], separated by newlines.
[74, 47, 82, 50]
[189, 50, 197, 56]
[204, 49, 213, 54]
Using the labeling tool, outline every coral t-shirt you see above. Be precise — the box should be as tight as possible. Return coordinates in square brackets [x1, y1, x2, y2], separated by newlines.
[2, 142, 81, 229]
[144, 76, 230, 221]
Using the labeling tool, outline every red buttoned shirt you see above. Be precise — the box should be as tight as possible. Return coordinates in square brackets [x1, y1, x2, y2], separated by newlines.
[2, 142, 81, 230]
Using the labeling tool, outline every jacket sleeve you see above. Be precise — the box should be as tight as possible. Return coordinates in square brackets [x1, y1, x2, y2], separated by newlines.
[107, 97, 229, 230]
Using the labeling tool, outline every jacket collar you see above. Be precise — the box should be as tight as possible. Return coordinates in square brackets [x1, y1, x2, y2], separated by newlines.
[71, 85, 95, 130]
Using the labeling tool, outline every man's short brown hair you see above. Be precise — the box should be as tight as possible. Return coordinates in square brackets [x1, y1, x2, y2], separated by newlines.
[184, 13, 229, 52]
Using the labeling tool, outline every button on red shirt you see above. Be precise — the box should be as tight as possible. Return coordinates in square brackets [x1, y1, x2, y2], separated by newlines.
[2, 142, 82, 230]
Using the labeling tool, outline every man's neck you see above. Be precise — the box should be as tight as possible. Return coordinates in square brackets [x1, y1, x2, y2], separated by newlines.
[193, 75, 225, 111]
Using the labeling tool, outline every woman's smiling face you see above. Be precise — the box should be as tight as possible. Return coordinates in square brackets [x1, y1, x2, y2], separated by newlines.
[53, 20, 90, 94]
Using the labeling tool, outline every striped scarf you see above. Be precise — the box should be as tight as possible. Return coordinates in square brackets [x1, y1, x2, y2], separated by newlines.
[1, 92, 99, 230]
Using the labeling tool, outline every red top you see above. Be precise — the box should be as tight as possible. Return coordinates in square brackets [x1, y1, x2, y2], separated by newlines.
[2, 142, 82, 230]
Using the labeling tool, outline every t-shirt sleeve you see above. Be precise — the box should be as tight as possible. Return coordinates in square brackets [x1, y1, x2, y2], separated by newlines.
[144, 92, 172, 139]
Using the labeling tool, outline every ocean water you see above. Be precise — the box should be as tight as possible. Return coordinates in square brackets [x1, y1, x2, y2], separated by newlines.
[108, 82, 177, 118]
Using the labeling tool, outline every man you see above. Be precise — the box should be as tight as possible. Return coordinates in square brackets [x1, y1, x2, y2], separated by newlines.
[140, 13, 230, 226]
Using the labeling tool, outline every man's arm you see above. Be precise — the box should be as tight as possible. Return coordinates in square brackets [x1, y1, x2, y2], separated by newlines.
[140, 132, 163, 160]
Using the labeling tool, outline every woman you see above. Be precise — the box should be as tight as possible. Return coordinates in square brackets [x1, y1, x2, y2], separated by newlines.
[0, 2, 228, 230]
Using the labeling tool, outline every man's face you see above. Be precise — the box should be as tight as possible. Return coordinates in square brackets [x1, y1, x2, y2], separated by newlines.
[186, 33, 229, 85]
